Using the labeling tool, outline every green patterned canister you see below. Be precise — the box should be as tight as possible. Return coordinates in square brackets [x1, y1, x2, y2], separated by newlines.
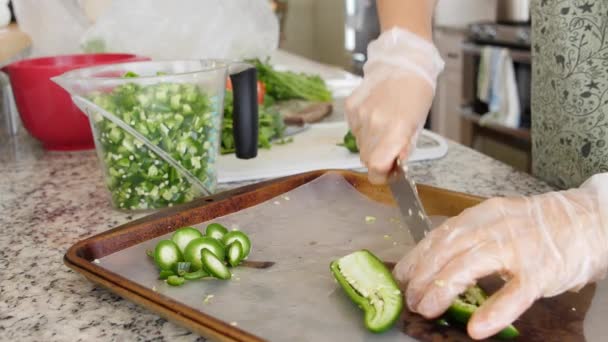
[532, 0, 608, 189]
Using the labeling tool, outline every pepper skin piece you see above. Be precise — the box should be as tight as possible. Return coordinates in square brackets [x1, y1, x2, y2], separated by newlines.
[343, 130, 359, 153]
[330, 250, 404, 333]
[446, 285, 520, 339]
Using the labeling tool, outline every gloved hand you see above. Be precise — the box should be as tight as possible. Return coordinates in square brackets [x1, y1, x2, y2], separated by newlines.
[393, 173, 608, 340]
[345, 27, 444, 184]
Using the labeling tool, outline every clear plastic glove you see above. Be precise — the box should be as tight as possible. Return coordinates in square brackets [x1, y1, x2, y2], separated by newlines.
[393, 173, 608, 340]
[345, 27, 444, 184]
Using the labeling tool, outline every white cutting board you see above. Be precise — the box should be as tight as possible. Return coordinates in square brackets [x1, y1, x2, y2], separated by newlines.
[216, 121, 448, 183]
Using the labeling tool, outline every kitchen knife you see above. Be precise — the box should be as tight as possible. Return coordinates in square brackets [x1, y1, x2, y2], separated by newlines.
[388, 160, 432, 243]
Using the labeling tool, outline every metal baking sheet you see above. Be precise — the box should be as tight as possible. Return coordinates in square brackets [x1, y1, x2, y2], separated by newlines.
[97, 173, 442, 341]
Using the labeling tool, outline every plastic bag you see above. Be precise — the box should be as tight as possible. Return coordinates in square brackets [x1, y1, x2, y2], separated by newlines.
[81, 0, 279, 61]
[12, 0, 91, 56]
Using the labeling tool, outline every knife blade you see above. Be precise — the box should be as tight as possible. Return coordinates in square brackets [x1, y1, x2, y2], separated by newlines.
[388, 160, 432, 243]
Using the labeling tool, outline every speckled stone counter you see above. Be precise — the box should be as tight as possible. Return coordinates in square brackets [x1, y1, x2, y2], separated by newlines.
[0, 128, 554, 341]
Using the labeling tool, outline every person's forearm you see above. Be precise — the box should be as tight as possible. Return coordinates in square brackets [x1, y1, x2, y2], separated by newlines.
[376, 0, 436, 41]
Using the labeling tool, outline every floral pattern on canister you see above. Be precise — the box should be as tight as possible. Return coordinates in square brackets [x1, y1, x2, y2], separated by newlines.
[532, 0, 608, 189]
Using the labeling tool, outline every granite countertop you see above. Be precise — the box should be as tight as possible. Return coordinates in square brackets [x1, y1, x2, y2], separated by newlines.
[0, 126, 555, 341]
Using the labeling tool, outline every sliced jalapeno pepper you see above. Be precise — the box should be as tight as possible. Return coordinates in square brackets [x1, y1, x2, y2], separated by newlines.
[159, 270, 175, 279]
[342, 130, 359, 153]
[183, 269, 209, 280]
[153, 240, 183, 271]
[205, 223, 228, 241]
[176, 261, 191, 276]
[227, 241, 244, 267]
[445, 285, 520, 339]
[171, 227, 203, 253]
[222, 231, 251, 259]
[201, 249, 232, 280]
[183, 237, 226, 271]
[330, 250, 403, 333]
[166, 275, 185, 287]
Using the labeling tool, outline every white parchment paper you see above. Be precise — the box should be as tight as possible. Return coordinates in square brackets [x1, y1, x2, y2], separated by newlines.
[99, 173, 446, 341]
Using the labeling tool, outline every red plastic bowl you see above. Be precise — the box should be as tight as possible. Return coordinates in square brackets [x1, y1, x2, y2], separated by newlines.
[2, 53, 149, 151]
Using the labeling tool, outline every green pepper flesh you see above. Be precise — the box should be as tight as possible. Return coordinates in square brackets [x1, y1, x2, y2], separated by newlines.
[342, 130, 359, 153]
[205, 223, 229, 241]
[222, 231, 251, 259]
[153, 240, 183, 271]
[227, 241, 244, 267]
[201, 249, 232, 280]
[330, 250, 403, 333]
[183, 269, 209, 280]
[183, 237, 226, 271]
[158, 270, 175, 279]
[166, 275, 185, 286]
[90, 76, 219, 211]
[171, 227, 203, 253]
[445, 285, 520, 339]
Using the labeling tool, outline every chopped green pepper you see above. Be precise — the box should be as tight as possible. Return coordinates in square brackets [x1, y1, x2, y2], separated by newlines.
[167, 275, 186, 287]
[227, 241, 244, 267]
[221, 90, 286, 154]
[158, 270, 175, 280]
[148, 225, 254, 285]
[222, 231, 251, 259]
[435, 318, 450, 327]
[205, 223, 228, 241]
[171, 227, 203, 253]
[444, 285, 520, 339]
[183, 269, 209, 280]
[89, 72, 220, 210]
[342, 130, 359, 153]
[201, 249, 232, 280]
[175, 261, 191, 276]
[153, 240, 183, 271]
[330, 250, 403, 333]
[183, 237, 226, 271]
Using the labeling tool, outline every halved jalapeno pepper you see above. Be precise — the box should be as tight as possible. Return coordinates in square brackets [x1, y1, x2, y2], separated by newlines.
[330, 250, 404, 333]
[183, 237, 226, 271]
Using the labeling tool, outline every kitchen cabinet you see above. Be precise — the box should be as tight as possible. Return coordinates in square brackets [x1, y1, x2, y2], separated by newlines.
[430, 28, 466, 142]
